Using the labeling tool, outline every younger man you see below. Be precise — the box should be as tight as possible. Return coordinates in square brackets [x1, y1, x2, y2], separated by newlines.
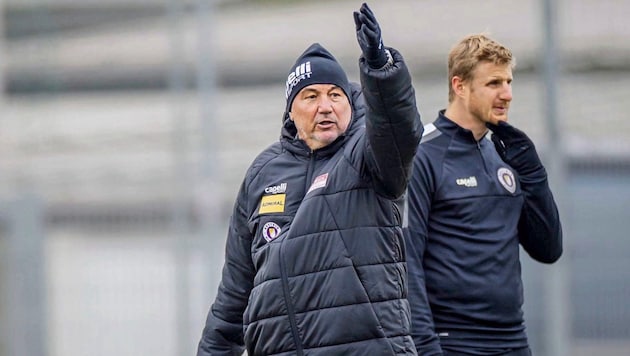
[405, 33, 563, 355]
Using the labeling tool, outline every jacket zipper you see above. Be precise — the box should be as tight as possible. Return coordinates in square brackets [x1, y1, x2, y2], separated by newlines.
[304, 151, 315, 193]
[277, 152, 313, 356]
[279, 240, 303, 355]
[477, 140, 491, 177]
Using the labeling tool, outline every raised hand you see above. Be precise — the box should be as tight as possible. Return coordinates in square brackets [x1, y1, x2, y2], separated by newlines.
[353, 3, 389, 69]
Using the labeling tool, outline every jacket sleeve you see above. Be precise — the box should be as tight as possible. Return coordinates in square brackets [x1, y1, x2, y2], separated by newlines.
[517, 167, 563, 263]
[197, 181, 255, 356]
[359, 47, 423, 199]
[404, 151, 443, 355]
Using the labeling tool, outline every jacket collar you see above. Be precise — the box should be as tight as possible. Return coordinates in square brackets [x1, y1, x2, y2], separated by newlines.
[434, 110, 484, 144]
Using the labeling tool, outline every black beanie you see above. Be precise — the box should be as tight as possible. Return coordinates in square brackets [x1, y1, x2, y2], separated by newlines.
[285, 43, 351, 114]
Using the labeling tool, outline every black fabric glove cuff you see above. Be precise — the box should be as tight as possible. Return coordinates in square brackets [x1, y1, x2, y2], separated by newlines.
[365, 44, 390, 69]
[505, 149, 545, 177]
[366, 47, 393, 69]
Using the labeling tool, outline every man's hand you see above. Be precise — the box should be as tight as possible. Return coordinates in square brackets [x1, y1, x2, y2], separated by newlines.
[486, 121, 544, 176]
[353, 3, 390, 69]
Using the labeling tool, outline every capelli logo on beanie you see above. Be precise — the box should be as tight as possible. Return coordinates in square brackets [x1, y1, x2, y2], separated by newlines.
[285, 61, 312, 100]
[284, 43, 351, 113]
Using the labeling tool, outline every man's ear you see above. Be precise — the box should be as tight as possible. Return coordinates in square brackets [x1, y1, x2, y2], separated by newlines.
[452, 76, 466, 98]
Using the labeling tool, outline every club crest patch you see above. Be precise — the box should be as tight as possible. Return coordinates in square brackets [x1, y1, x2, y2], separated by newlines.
[262, 222, 282, 242]
[497, 167, 516, 194]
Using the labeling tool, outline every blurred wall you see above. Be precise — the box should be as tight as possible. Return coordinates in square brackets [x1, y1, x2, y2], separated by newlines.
[0, 1, 629, 355]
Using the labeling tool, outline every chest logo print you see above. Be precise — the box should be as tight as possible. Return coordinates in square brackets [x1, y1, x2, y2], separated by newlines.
[259, 194, 286, 214]
[265, 182, 287, 194]
[456, 176, 478, 188]
[498, 167, 516, 194]
[307, 173, 329, 194]
[262, 222, 282, 242]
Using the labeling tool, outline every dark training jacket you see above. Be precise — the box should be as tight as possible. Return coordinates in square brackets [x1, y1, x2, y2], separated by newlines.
[198, 48, 423, 356]
[405, 112, 562, 355]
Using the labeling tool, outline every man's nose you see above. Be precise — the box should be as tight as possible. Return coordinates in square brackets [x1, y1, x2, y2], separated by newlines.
[317, 97, 334, 112]
[500, 83, 513, 101]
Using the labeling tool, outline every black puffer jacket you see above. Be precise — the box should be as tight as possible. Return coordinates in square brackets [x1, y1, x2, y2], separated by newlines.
[198, 48, 422, 356]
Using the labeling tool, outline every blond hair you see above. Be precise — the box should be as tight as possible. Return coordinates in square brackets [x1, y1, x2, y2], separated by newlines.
[447, 33, 514, 102]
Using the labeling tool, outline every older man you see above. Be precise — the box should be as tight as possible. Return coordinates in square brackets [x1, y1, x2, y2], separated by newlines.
[197, 3, 423, 355]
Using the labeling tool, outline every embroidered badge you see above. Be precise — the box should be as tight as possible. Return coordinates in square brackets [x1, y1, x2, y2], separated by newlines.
[259, 194, 286, 214]
[307, 173, 329, 194]
[497, 167, 516, 194]
[262, 222, 282, 242]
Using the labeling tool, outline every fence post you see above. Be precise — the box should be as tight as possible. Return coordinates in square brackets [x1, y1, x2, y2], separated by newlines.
[1, 195, 47, 356]
[541, 0, 571, 355]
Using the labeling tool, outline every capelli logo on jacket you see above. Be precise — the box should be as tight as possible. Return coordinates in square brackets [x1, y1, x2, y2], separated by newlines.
[265, 183, 287, 194]
[456, 176, 478, 188]
[285, 61, 312, 98]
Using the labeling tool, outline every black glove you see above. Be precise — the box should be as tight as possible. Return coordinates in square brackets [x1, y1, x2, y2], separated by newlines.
[486, 121, 543, 176]
[353, 3, 389, 69]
